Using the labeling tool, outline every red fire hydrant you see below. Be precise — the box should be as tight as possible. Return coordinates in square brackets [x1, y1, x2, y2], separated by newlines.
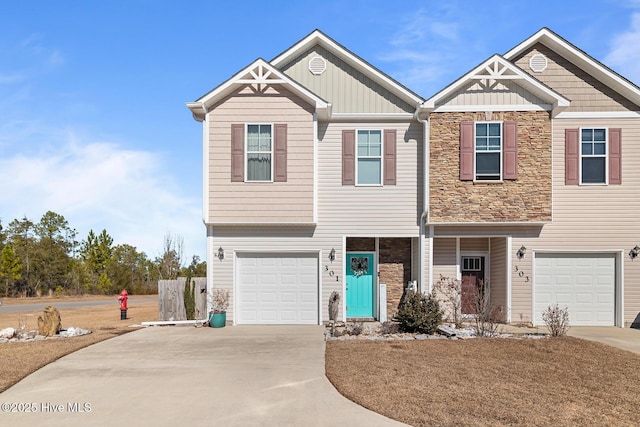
[118, 289, 128, 320]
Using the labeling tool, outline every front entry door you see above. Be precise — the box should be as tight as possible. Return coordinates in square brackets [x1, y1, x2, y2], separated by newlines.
[346, 253, 374, 318]
[461, 256, 485, 314]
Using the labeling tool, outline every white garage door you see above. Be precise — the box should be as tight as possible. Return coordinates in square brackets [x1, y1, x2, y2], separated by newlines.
[237, 253, 318, 325]
[534, 253, 615, 326]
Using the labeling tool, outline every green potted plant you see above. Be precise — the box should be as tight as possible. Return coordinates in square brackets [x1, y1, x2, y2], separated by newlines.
[208, 289, 229, 328]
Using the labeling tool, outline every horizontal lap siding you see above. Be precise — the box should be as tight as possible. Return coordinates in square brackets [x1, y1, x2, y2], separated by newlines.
[489, 237, 508, 320]
[433, 238, 458, 281]
[208, 86, 315, 224]
[318, 122, 422, 235]
[514, 118, 640, 325]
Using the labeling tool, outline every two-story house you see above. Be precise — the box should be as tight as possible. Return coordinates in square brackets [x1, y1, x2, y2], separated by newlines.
[188, 28, 640, 328]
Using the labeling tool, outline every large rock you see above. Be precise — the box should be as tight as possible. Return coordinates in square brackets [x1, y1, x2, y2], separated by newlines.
[37, 306, 62, 337]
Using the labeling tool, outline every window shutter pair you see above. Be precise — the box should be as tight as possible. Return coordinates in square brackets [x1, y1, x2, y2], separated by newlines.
[565, 128, 621, 185]
[342, 129, 397, 185]
[459, 121, 518, 181]
[230, 124, 287, 182]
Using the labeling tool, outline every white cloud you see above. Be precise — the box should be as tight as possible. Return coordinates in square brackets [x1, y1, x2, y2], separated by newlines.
[0, 132, 204, 261]
[605, 12, 640, 84]
[376, 7, 476, 96]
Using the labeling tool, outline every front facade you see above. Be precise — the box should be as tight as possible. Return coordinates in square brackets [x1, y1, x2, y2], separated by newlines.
[188, 28, 640, 328]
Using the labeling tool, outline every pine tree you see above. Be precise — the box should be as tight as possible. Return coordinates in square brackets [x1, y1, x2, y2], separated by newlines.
[0, 244, 22, 297]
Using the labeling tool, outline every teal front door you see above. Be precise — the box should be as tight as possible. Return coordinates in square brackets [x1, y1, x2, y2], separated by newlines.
[346, 253, 374, 318]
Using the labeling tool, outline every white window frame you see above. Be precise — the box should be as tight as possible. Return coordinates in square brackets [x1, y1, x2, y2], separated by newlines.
[245, 123, 274, 183]
[579, 127, 608, 185]
[355, 129, 384, 186]
[474, 121, 503, 182]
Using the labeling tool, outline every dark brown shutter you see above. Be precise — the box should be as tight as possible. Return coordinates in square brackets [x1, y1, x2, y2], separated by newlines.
[609, 128, 622, 185]
[503, 121, 518, 180]
[231, 124, 244, 182]
[274, 124, 287, 182]
[383, 129, 397, 185]
[565, 128, 579, 185]
[342, 130, 355, 185]
[460, 121, 474, 181]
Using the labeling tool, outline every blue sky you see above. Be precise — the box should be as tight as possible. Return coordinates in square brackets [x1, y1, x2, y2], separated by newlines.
[1, 1, 640, 261]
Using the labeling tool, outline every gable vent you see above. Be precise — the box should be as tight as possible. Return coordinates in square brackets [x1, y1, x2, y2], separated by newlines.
[529, 53, 548, 73]
[308, 56, 326, 75]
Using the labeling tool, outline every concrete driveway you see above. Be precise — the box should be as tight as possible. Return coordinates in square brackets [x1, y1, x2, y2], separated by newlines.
[0, 326, 406, 427]
[567, 326, 640, 354]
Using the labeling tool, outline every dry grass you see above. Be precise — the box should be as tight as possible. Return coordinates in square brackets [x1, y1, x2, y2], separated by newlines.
[0, 296, 157, 393]
[326, 338, 640, 427]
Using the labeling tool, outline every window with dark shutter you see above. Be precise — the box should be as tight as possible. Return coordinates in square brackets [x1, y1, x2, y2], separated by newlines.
[342, 130, 355, 185]
[231, 124, 245, 182]
[384, 129, 397, 185]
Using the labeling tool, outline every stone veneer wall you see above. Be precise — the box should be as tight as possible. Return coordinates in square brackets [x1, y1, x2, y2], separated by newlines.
[379, 238, 412, 318]
[429, 111, 552, 222]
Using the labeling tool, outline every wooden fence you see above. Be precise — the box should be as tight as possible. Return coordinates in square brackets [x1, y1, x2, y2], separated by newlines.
[157, 277, 207, 321]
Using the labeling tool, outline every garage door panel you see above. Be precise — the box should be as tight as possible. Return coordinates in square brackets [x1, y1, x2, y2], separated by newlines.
[237, 253, 318, 325]
[535, 253, 615, 326]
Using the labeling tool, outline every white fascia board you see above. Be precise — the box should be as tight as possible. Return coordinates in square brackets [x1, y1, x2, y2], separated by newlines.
[555, 111, 640, 119]
[421, 54, 569, 112]
[192, 59, 329, 114]
[271, 30, 423, 108]
[504, 28, 640, 107]
[433, 104, 551, 113]
[329, 112, 415, 121]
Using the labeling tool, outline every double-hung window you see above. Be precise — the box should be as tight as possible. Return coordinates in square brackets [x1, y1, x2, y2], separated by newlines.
[580, 128, 606, 184]
[475, 122, 502, 181]
[246, 124, 272, 181]
[356, 130, 382, 185]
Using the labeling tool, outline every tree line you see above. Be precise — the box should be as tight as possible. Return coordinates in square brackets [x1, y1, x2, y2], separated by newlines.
[0, 211, 205, 297]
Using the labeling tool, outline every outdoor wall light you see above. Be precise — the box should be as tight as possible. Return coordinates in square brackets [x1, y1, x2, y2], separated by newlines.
[217, 246, 225, 261]
[329, 248, 336, 262]
[629, 245, 640, 260]
[516, 245, 527, 260]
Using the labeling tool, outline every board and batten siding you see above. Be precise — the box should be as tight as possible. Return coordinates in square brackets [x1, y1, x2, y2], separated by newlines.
[207, 86, 315, 224]
[512, 117, 640, 325]
[513, 43, 639, 112]
[437, 80, 547, 108]
[279, 45, 415, 115]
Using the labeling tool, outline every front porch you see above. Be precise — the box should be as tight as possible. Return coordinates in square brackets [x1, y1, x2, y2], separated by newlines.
[431, 236, 510, 321]
[345, 237, 418, 321]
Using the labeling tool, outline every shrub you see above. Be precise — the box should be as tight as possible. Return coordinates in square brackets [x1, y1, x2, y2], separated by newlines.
[378, 321, 400, 335]
[433, 275, 462, 327]
[542, 304, 570, 336]
[344, 320, 364, 336]
[472, 280, 503, 337]
[396, 291, 443, 334]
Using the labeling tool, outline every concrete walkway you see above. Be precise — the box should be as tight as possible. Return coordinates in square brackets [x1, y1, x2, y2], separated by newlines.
[0, 326, 407, 427]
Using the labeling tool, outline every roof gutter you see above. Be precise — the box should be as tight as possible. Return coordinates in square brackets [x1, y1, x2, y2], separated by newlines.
[415, 107, 429, 293]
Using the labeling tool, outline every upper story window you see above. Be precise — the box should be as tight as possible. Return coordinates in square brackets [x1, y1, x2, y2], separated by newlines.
[475, 122, 502, 181]
[356, 130, 382, 185]
[580, 128, 606, 184]
[460, 121, 517, 182]
[246, 124, 272, 182]
[564, 127, 621, 186]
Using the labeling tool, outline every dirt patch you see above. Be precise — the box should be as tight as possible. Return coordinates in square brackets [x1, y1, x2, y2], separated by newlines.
[326, 337, 640, 426]
[0, 297, 157, 393]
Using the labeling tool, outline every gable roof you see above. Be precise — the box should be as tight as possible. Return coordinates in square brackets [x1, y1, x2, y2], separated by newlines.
[504, 27, 640, 108]
[421, 54, 570, 115]
[187, 58, 330, 122]
[271, 29, 424, 109]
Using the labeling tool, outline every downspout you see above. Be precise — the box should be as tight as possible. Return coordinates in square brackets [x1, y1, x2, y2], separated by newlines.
[415, 109, 430, 293]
